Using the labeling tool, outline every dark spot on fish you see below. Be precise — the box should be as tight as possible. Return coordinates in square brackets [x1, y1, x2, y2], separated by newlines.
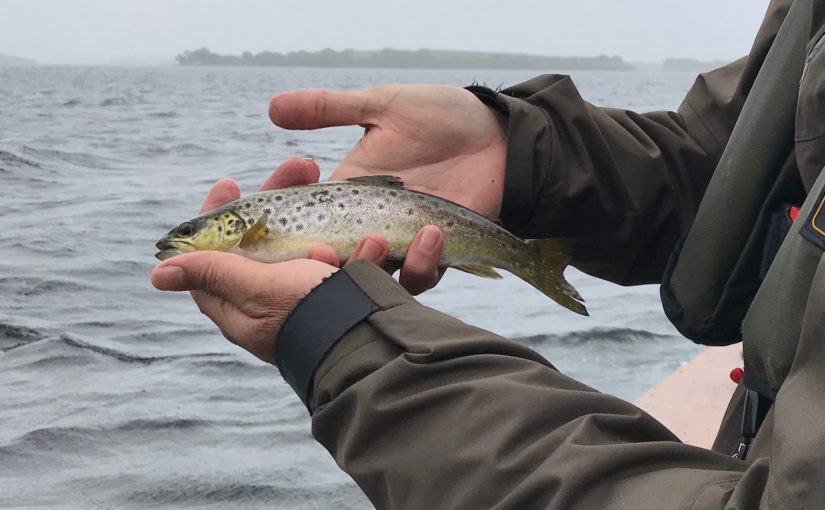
[247, 219, 255, 225]
[338, 203, 345, 209]
[351, 189, 359, 195]
[357, 199, 363, 206]
[217, 227, 222, 232]
[296, 206, 302, 212]
[263, 208, 271, 214]
[279, 217, 288, 226]
[336, 187, 342, 192]
[244, 203, 251, 209]
[407, 209, 413, 215]
[447, 221, 455, 227]
[310, 190, 332, 203]
[296, 224, 304, 231]
[257, 198, 264, 203]
[356, 219, 363, 225]
[275, 195, 282, 201]
[265, 228, 270, 234]
[377, 203, 384, 209]
[303, 201, 315, 208]
[385, 224, 391, 230]
[389, 191, 397, 197]
[317, 214, 325, 221]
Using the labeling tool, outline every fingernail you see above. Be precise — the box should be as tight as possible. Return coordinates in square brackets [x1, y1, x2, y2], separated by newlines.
[302, 157, 314, 166]
[155, 266, 186, 290]
[359, 238, 384, 261]
[418, 227, 441, 255]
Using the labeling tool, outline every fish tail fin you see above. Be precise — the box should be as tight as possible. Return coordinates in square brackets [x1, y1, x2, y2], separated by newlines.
[517, 238, 588, 316]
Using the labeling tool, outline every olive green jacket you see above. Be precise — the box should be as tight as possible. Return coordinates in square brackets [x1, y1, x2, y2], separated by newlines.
[277, 0, 825, 507]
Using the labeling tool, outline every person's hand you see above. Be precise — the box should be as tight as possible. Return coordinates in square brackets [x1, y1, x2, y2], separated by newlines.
[151, 249, 336, 363]
[268, 84, 507, 219]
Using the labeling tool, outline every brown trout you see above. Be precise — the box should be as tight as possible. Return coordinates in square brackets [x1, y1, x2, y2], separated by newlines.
[155, 176, 587, 315]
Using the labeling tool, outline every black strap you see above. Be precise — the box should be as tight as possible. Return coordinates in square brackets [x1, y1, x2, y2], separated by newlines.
[734, 371, 777, 460]
[276, 269, 380, 411]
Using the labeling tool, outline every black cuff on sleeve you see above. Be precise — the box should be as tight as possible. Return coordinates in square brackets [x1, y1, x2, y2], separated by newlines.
[276, 269, 380, 410]
[465, 85, 510, 117]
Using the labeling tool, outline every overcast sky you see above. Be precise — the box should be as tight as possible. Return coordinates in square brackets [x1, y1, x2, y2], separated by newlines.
[2, 0, 771, 64]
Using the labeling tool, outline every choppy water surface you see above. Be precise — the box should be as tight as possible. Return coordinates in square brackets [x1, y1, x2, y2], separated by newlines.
[0, 66, 704, 508]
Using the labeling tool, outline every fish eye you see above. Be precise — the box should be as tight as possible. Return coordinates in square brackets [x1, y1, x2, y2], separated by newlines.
[177, 222, 196, 237]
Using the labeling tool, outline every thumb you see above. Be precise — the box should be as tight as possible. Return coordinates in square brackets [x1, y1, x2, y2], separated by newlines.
[152, 251, 264, 303]
[268, 89, 386, 129]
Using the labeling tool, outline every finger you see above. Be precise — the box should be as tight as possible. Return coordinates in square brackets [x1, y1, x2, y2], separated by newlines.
[399, 226, 444, 295]
[260, 157, 321, 191]
[348, 234, 390, 266]
[201, 178, 241, 213]
[307, 244, 341, 267]
[152, 251, 265, 303]
[269, 89, 384, 130]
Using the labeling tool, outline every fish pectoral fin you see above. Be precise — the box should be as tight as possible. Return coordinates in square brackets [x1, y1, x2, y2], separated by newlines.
[239, 215, 269, 249]
[344, 175, 406, 187]
[453, 264, 503, 279]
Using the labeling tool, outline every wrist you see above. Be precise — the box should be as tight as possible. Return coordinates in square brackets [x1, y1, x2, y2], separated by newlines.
[276, 262, 381, 409]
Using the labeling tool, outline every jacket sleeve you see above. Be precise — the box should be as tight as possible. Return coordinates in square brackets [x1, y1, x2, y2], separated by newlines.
[470, 0, 791, 285]
[287, 261, 771, 510]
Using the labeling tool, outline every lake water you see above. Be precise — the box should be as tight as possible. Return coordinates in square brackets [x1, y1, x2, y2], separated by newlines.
[0, 66, 705, 509]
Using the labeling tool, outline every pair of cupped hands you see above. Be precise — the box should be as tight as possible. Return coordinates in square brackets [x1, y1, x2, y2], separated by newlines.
[151, 84, 506, 363]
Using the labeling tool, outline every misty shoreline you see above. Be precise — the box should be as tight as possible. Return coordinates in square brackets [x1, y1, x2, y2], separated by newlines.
[175, 47, 633, 71]
[0, 50, 727, 72]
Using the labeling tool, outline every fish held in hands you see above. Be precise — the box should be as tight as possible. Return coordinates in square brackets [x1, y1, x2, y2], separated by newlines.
[155, 176, 587, 315]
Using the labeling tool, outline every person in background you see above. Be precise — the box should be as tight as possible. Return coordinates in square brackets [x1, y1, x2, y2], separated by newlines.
[152, 0, 825, 507]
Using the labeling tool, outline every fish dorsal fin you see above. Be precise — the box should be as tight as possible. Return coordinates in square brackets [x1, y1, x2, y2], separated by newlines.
[239, 215, 269, 249]
[453, 264, 503, 280]
[345, 175, 406, 187]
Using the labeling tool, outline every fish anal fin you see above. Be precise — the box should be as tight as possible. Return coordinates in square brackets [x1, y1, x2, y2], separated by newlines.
[453, 263, 503, 279]
[240, 215, 269, 249]
[345, 175, 405, 187]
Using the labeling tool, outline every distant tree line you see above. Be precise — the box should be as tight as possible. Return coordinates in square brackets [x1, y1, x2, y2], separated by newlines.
[175, 47, 633, 70]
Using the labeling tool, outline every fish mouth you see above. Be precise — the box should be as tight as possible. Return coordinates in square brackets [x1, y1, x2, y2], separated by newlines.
[155, 249, 181, 261]
[154, 238, 192, 261]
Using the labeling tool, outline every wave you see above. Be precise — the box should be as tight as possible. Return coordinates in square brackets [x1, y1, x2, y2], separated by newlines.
[142, 142, 217, 157]
[121, 478, 363, 507]
[0, 276, 91, 297]
[18, 145, 121, 169]
[148, 111, 177, 118]
[0, 149, 40, 169]
[100, 97, 127, 107]
[2, 329, 237, 369]
[515, 327, 673, 347]
[2, 332, 179, 364]
[0, 419, 211, 455]
[0, 323, 45, 351]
